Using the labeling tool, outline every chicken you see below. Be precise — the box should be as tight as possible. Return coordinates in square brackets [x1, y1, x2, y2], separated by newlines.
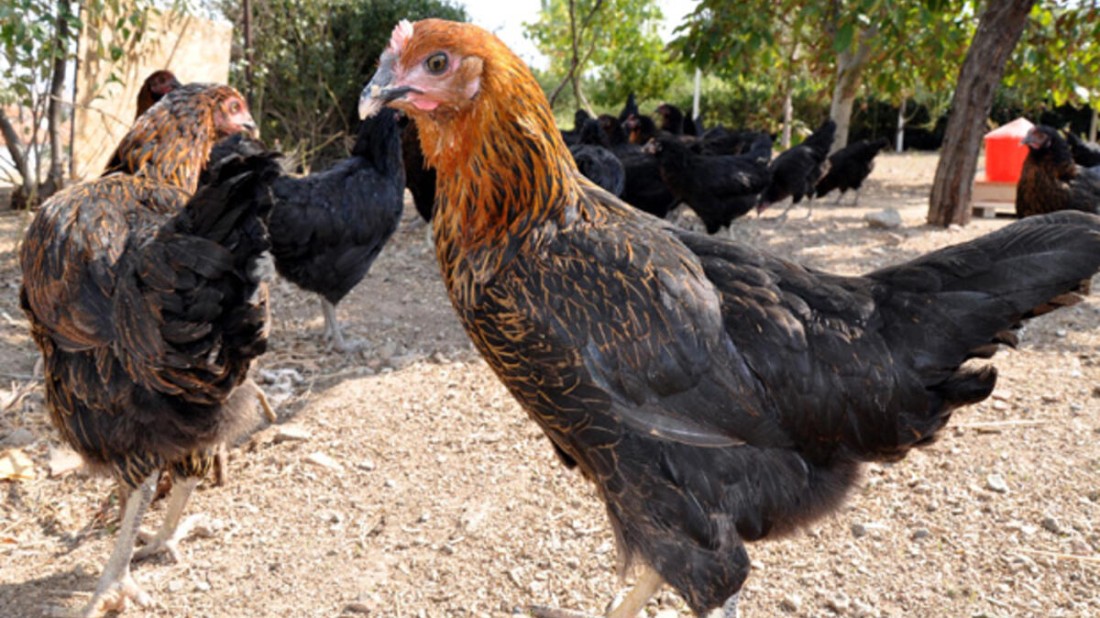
[617, 92, 638, 123]
[598, 114, 677, 218]
[623, 113, 657, 146]
[758, 119, 836, 219]
[692, 127, 771, 157]
[19, 84, 273, 617]
[1065, 130, 1100, 167]
[561, 109, 593, 147]
[360, 19, 1100, 618]
[656, 103, 694, 136]
[208, 113, 404, 351]
[1016, 125, 1100, 218]
[569, 118, 626, 196]
[642, 132, 771, 234]
[134, 69, 182, 119]
[398, 114, 437, 222]
[814, 136, 890, 205]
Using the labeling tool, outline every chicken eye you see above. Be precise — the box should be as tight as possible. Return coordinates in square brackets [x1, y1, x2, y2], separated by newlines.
[425, 52, 448, 75]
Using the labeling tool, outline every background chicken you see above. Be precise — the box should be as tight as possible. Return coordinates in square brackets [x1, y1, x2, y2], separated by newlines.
[569, 118, 626, 196]
[359, 19, 1100, 618]
[262, 110, 405, 352]
[1016, 124, 1100, 218]
[643, 132, 771, 234]
[399, 114, 436, 223]
[1066, 130, 1100, 167]
[814, 136, 890, 205]
[758, 119, 836, 219]
[134, 69, 182, 119]
[19, 84, 273, 616]
[598, 114, 677, 218]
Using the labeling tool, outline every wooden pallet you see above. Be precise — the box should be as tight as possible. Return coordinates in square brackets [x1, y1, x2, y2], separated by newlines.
[971, 179, 1018, 219]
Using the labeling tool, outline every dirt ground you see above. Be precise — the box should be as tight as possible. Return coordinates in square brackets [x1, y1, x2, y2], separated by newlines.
[0, 152, 1098, 618]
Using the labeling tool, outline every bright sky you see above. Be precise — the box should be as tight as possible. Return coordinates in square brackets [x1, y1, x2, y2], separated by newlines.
[459, 0, 697, 70]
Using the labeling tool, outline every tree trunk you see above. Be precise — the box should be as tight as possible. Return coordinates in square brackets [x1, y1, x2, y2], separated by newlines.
[927, 0, 1035, 227]
[0, 109, 35, 210]
[828, 36, 874, 153]
[43, 0, 70, 200]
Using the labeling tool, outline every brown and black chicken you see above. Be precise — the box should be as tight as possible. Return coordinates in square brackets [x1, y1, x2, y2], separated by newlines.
[20, 84, 274, 617]
[360, 19, 1100, 618]
[134, 69, 182, 119]
[1016, 124, 1100, 218]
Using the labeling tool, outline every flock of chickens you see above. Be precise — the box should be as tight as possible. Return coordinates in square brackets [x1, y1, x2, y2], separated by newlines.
[14, 18, 1100, 618]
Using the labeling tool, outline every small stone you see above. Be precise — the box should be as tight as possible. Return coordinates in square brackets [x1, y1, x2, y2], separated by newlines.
[986, 474, 1008, 493]
[851, 522, 868, 538]
[356, 459, 376, 471]
[168, 579, 185, 593]
[273, 425, 312, 444]
[194, 580, 211, 592]
[0, 428, 34, 447]
[1041, 516, 1063, 534]
[911, 528, 931, 541]
[1055, 329, 1067, 338]
[48, 446, 84, 478]
[781, 593, 802, 612]
[305, 451, 344, 472]
[865, 208, 902, 230]
[343, 603, 372, 615]
[827, 593, 851, 614]
[992, 400, 1009, 411]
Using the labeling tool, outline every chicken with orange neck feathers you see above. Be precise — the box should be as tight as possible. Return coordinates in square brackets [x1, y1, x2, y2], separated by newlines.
[20, 84, 273, 617]
[361, 19, 1100, 618]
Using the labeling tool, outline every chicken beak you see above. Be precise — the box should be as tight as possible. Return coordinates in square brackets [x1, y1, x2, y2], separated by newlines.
[359, 54, 418, 119]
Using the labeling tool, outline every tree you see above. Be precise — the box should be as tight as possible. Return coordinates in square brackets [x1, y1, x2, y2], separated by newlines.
[0, 0, 151, 209]
[670, 0, 971, 150]
[927, 0, 1036, 227]
[525, 0, 675, 114]
[216, 0, 467, 169]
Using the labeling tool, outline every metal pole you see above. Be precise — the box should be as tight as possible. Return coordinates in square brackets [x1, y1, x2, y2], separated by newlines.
[692, 67, 701, 122]
[242, 0, 254, 110]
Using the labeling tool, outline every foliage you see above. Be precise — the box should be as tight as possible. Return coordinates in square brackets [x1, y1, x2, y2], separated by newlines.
[525, 0, 676, 113]
[216, 0, 467, 169]
[0, 0, 155, 207]
[1003, 2, 1100, 109]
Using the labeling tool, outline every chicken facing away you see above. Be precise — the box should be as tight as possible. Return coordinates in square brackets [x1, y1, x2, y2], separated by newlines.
[1016, 125, 1100, 218]
[814, 136, 890, 205]
[569, 117, 626, 196]
[758, 119, 836, 219]
[20, 84, 273, 617]
[134, 69, 182, 119]
[1066, 130, 1100, 167]
[360, 19, 1100, 618]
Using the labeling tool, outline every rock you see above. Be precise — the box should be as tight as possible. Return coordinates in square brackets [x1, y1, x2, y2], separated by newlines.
[305, 451, 344, 472]
[851, 522, 868, 538]
[986, 474, 1008, 493]
[1041, 516, 1063, 535]
[781, 593, 803, 613]
[865, 208, 903, 230]
[343, 603, 371, 615]
[356, 458, 376, 471]
[0, 428, 34, 447]
[193, 580, 211, 592]
[273, 424, 312, 444]
[827, 593, 851, 615]
[911, 528, 931, 541]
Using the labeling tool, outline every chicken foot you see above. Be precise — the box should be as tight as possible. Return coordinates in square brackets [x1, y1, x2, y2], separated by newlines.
[81, 473, 158, 618]
[321, 299, 364, 353]
[133, 476, 201, 563]
[527, 566, 664, 618]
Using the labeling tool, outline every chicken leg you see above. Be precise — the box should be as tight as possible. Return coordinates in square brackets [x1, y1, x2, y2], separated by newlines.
[134, 476, 201, 563]
[81, 473, 158, 618]
[527, 566, 664, 618]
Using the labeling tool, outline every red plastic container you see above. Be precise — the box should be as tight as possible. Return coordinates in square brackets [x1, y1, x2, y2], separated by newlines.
[983, 117, 1034, 183]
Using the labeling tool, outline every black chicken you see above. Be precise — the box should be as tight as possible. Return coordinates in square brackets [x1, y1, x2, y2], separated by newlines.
[1066, 131, 1100, 167]
[814, 136, 890, 205]
[400, 114, 436, 222]
[758, 119, 837, 219]
[134, 69, 182, 119]
[20, 84, 274, 616]
[643, 132, 771, 234]
[1016, 125, 1100, 218]
[570, 118, 626, 196]
[691, 127, 770, 157]
[599, 114, 678, 218]
[617, 92, 639, 123]
[360, 19, 1100, 618]
[265, 111, 405, 351]
[656, 103, 693, 136]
